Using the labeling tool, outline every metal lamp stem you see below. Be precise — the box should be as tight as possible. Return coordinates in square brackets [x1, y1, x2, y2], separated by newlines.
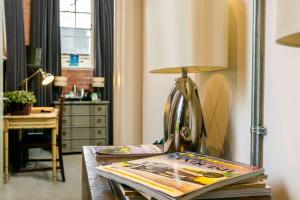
[181, 68, 188, 78]
[164, 68, 205, 152]
[251, 0, 267, 167]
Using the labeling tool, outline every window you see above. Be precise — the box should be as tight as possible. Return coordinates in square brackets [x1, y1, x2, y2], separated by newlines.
[60, 0, 92, 55]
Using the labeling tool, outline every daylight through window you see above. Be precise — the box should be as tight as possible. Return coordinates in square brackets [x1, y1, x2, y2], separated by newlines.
[60, 0, 92, 55]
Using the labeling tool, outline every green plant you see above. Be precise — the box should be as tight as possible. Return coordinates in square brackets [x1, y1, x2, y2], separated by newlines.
[4, 90, 37, 104]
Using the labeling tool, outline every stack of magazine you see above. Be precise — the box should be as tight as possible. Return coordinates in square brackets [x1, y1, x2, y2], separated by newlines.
[94, 145, 271, 200]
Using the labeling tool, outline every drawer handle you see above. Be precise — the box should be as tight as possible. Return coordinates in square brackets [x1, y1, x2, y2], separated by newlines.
[98, 107, 102, 111]
[97, 142, 102, 146]
[97, 130, 102, 135]
[97, 118, 102, 123]
[62, 119, 67, 124]
[63, 107, 66, 111]
[62, 144, 66, 148]
[62, 131, 66, 136]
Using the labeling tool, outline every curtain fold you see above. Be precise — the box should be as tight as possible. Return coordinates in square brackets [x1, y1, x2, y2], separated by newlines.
[4, 0, 26, 91]
[94, 0, 114, 144]
[30, 0, 61, 106]
[113, 0, 143, 145]
[4, 0, 27, 171]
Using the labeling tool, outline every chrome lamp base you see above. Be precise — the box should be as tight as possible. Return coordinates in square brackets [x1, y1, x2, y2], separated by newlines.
[164, 69, 205, 153]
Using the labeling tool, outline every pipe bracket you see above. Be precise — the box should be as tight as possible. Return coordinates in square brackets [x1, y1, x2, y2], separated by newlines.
[250, 126, 267, 136]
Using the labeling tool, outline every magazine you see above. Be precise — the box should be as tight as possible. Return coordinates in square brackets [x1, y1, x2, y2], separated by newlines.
[197, 186, 271, 199]
[92, 144, 164, 163]
[109, 180, 271, 200]
[96, 152, 264, 200]
[92, 144, 163, 155]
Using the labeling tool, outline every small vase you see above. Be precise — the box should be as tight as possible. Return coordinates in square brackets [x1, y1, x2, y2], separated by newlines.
[10, 103, 32, 115]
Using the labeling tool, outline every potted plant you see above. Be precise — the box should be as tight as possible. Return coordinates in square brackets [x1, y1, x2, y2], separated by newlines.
[4, 90, 37, 115]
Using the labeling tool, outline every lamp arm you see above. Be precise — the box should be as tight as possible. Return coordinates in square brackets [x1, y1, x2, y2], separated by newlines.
[24, 68, 42, 83]
[19, 68, 42, 91]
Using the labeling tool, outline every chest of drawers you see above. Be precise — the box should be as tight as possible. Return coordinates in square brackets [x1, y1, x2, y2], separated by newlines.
[54, 101, 109, 153]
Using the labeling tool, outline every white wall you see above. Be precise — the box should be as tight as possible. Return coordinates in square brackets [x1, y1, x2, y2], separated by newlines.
[142, 69, 177, 143]
[143, 0, 300, 199]
[264, 0, 300, 199]
[194, 0, 252, 159]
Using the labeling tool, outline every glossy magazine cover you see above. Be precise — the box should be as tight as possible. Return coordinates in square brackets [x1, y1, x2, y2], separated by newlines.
[96, 152, 264, 200]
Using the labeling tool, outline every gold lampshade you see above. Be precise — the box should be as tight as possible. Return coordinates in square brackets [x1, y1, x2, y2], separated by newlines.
[41, 70, 54, 85]
[146, 0, 229, 73]
[276, 0, 300, 47]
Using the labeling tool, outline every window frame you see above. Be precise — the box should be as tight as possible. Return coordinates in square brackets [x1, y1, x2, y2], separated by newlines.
[59, 0, 94, 69]
[59, 0, 94, 56]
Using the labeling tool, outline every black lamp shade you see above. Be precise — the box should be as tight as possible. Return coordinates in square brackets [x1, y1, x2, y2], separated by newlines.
[26, 46, 42, 67]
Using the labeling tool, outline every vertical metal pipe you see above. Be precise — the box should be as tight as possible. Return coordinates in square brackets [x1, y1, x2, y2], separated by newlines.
[251, 0, 267, 167]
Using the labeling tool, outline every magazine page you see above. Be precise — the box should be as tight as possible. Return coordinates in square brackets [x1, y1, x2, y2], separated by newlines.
[93, 144, 162, 155]
[96, 152, 263, 199]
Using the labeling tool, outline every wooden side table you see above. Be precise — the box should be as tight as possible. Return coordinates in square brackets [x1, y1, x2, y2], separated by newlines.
[82, 146, 272, 200]
[3, 108, 59, 183]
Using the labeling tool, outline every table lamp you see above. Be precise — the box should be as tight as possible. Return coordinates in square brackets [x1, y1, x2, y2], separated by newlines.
[276, 0, 300, 47]
[146, 0, 229, 152]
[92, 77, 105, 100]
[54, 76, 68, 98]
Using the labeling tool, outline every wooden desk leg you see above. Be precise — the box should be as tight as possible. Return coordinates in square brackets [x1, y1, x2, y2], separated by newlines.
[4, 120, 9, 183]
[52, 127, 57, 184]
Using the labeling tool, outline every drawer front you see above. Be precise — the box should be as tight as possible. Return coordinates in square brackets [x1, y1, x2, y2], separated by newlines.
[61, 128, 72, 139]
[93, 127, 106, 138]
[72, 116, 91, 127]
[93, 105, 107, 115]
[72, 139, 91, 151]
[62, 140, 72, 151]
[71, 105, 91, 115]
[93, 115, 106, 126]
[62, 105, 71, 114]
[72, 127, 91, 139]
[62, 116, 71, 126]
[91, 139, 107, 146]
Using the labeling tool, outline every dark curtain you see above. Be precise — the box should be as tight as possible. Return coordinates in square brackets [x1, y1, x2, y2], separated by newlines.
[94, 0, 114, 144]
[30, 0, 61, 106]
[4, 0, 27, 171]
[4, 0, 26, 91]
